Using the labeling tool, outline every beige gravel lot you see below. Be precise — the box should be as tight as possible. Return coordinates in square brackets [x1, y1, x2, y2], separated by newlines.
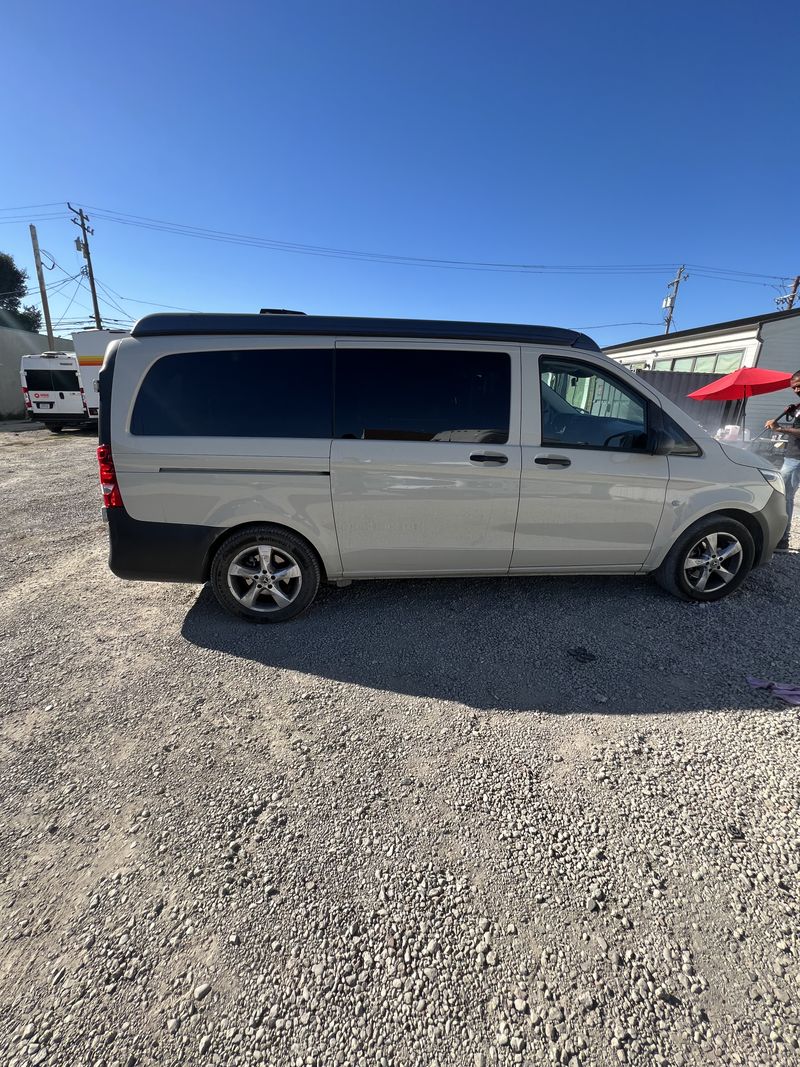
[1, 426, 799, 1067]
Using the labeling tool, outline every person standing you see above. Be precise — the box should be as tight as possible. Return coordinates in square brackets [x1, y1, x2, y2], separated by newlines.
[765, 369, 800, 551]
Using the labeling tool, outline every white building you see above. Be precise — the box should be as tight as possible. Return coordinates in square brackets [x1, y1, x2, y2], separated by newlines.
[605, 308, 800, 435]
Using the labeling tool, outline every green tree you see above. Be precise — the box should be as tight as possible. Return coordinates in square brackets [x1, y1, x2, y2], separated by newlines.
[0, 252, 43, 333]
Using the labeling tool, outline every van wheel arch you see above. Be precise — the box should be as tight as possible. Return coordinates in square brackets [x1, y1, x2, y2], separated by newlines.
[711, 509, 764, 563]
[655, 508, 765, 571]
[203, 522, 328, 584]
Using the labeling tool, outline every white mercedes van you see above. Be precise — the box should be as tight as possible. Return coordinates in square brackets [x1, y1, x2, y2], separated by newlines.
[97, 313, 786, 622]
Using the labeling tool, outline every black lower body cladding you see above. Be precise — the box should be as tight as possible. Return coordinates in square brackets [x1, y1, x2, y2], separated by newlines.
[107, 509, 221, 583]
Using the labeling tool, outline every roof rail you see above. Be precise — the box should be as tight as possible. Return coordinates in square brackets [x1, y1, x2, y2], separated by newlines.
[130, 313, 601, 351]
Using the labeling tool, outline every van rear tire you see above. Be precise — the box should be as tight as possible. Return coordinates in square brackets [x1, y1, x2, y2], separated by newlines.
[47, 424, 64, 434]
[210, 525, 321, 623]
[653, 516, 755, 602]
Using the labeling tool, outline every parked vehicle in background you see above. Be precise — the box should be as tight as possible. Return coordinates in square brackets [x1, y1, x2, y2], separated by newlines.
[20, 329, 128, 432]
[21, 351, 86, 431]
[97, 313, 788, 621]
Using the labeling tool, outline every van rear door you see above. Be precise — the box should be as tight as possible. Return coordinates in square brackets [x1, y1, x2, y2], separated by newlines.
[24, 367, 84, 417]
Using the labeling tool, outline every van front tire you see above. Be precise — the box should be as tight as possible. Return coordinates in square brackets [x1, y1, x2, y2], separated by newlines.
[210, 525, 321, 622]
[653, 516, 755, 602]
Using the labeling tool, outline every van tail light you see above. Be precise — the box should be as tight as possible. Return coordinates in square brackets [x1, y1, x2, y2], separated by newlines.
[97, 445, 123, 508]
[80, 386, 89, 414]
[22, 386, 32, 411]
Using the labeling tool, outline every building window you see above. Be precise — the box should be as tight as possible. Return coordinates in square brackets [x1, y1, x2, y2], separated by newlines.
[693, 356, 717, 373]
[714, 351, 744, 373]
[647, 349, 745, 374]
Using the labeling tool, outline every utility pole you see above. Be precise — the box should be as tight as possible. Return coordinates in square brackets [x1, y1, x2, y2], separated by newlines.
[775, 275, 800, 312]
[29, 224, 55, 349]
[67, 203, 102, 329]
[662, 265, 688, 334]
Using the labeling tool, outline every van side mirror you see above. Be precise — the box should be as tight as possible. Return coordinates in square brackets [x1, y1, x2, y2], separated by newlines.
[650, 429, 676, 455]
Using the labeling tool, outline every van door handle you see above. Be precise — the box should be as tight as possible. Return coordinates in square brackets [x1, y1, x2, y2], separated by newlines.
[535, 455, 571, 467]
[470, 452, 508, 465]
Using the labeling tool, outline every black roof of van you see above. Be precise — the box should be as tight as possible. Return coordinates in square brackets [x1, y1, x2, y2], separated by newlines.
[129, 313, 601, 352]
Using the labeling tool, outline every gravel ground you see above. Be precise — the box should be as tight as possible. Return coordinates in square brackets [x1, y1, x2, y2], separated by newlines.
[1, 426, 799, 1067]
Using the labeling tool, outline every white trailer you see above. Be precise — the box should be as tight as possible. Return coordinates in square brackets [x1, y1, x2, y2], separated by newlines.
[20, 328, 128, 432]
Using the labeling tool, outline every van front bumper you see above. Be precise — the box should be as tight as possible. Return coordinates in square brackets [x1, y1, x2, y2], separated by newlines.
[753, 488, 789, 566]
[106, 509, 222, 583]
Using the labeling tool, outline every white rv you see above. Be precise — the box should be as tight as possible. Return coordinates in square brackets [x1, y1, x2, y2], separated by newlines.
[20, 329, 128, 432]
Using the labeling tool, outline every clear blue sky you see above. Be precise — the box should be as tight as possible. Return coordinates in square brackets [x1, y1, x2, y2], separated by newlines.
[2, 0, 798, 345]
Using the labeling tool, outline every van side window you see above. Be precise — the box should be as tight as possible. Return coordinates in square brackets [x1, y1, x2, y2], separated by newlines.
[661, 411, 701, 456]
[539, 357, 648, 451]
[130, 349, 333, 437]
[335, 349, 510, 443]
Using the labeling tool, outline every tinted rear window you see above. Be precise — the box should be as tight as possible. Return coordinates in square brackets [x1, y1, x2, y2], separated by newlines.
[52, 370, 80, 391]
[335, 348, 510, 442]
[25, 370, 52, 391]
[131, 349, 333, 437]
[24, 369, 80, 391]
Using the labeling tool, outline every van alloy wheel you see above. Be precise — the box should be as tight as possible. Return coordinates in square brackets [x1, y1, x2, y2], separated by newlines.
[682, 531, 744, 594]
[226, 544, 303, 613]
[211, 525, 321, 622]
[653, 515, 754, 602]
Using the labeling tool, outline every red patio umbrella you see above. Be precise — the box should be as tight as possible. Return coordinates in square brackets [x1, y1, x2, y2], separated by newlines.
[687, 366, 792, 401]
[687, 366, 794, 435]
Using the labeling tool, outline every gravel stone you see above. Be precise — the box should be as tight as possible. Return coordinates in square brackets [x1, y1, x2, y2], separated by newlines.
[0, 428, 798, 1067]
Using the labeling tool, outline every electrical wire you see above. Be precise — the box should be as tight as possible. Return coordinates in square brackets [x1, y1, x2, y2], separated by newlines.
[0, 272, 82, 301]
[82, 205, 679, 275]
[92, 277, 201, 312]
[576, 321, 662, 330]
[684, 262, 789, 281]
[81, 203, 796, 284]
[686, 271, 782, 289]
[0, 214, 68, 225]
[93, 277, 134, 320]
[53, 279, 86, 329]
[0, 202, 65, 211]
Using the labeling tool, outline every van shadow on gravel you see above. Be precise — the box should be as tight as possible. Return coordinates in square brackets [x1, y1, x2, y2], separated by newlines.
[181, 560, 796, 715]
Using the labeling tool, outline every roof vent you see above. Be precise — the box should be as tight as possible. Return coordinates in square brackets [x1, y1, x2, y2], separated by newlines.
[259, 308, 307, 315]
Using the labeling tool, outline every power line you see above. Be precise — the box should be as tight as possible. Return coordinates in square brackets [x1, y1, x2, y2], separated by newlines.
[0, 213, 68, 225]
[684, 262, 788, 281]
[576, 321, 662, 330]
[0, 272, 82, 301]
[80, 203, 795, 284]
[53, 278, 86, 329]
[82, 204, 679, 275]
[92, 277, 201, 312]
[686, 271, 781, 289]
[0, 202, 65, 212]
[94, 277, 134, 320]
